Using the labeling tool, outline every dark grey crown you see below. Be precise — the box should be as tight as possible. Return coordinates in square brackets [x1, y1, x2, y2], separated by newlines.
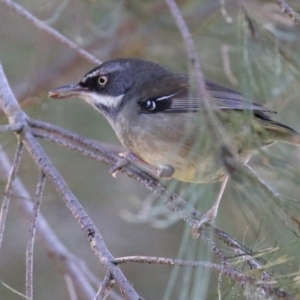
[79, 58, 173, 97]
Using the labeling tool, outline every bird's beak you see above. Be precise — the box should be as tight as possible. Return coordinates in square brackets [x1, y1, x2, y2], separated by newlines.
[48, 84, 88, 99]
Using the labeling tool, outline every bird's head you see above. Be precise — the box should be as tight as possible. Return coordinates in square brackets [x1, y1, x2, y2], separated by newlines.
[49, 58, 172, 120]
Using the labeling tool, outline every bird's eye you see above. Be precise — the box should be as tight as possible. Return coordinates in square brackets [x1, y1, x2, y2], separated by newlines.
[98, 76, 108, 86]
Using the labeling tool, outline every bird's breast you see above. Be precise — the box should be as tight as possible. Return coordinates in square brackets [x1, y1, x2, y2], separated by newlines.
[113, 111, 227, 182]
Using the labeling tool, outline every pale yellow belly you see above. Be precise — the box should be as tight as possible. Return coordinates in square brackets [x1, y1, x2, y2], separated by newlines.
[114, 111, 254, 183]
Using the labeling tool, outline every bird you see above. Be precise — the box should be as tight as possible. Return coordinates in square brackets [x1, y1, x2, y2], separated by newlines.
[48, 58, 300, 229]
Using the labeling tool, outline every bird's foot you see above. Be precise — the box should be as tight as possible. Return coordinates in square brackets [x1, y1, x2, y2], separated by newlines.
[191, 207, 218, 239]
[110, 152, 175, 179]
[109, 154, 129, 177]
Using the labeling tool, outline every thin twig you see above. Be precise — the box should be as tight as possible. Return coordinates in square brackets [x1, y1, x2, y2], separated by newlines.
[0, 61, 141, 300]
[273, 0, 300, 27]
[165, 0, 209, 102]
[26, 172, 45, 300]
[221, 44, 238, 86]
[0, 0, 101, 65]
[165, 2, 298, 285]
[0, 142, 23, 252]
[219, 0, 233, 23]
[114, 256, 292, 299]
[217, 271, 223, 300]
[245, 164, 300, 235]
[94, 272, 115, 300]
[0, 147, 97, 299]
[22, 127, 140, 299]
[165, 0, 231, 162]
[0, 280, 30, 300]
[28, 119, 123, 155]
[76, 260, 102, 289]
[64, 274, 78, 300]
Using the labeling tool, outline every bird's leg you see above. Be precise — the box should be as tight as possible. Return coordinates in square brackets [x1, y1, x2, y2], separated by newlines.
[191, 175, 229, 238]
[110, 152, 174, 179]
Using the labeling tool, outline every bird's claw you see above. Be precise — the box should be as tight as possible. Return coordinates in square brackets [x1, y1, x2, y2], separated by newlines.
[109, 152, 175, 180]
[109, 157, 129, 178]
[191, 218, 209, 239]
[191, 208, 218, 238]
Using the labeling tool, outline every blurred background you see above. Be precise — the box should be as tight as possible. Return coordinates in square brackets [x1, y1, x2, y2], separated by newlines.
[1, 0, 300, 299]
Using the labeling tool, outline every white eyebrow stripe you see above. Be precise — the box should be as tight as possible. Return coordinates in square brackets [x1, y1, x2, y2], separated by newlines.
[81, 70, 101, 83]
[155, 93, 177, 101]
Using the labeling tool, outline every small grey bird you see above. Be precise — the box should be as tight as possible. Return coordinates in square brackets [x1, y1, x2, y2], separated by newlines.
[49, 58, 300, 226]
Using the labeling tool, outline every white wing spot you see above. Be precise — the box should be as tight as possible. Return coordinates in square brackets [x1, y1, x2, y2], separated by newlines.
[80, 93, 124, 109]
[156, 93, 177, 101]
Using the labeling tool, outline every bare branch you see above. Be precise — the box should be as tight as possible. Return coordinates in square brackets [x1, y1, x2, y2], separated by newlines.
[273, 0, 300, 27]
[26, 172, 45, 300]
[165, 0, 228, 155]
[165, 0, 209, 102]
[0, 147, 97, 299]
[0, 142, 23, 252]
[219, 0, 233, 23]
[0, 123, 23, 132]
[22, 128, 139, 297]
[114, 256, 293, 300]
[0, 62, 141, 300]
[64, 274, 79, 300]
[221, 44, 238, 86]
[245, 164, 300, 235]
[0, 0, 101, 65]
[95, 272, 115, 300]
[0, 280, 29, 299]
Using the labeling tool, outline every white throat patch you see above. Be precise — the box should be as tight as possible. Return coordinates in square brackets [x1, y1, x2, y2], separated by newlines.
[80, 92, 124, 109]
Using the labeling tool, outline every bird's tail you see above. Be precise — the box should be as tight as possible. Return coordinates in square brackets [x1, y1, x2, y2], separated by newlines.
[255, 111, 300, 146]
[265, 123, 300, 146]
[280, 132, 300, 146]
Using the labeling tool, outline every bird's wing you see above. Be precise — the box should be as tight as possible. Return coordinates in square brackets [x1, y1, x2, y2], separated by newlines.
[139, 80, 276, 114]
[205, 81, 275, 112]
